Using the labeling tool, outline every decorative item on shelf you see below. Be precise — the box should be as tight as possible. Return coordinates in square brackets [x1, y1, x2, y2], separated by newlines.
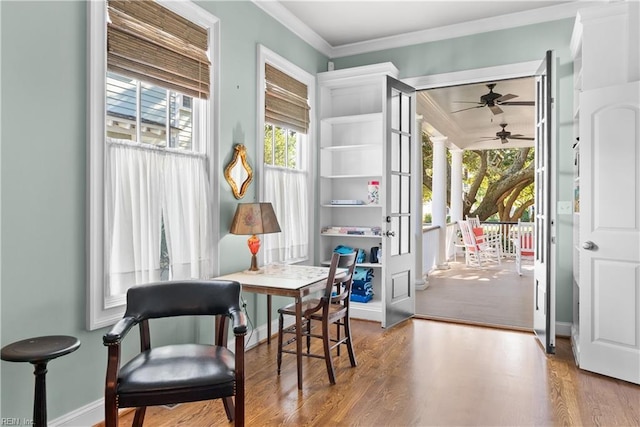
[321, 226, 382, 236]
[224, 144, 253, 199]
[230, 202, 281, 273]
[367, 180, 379, 204]
[331, 199, 365, 205]
[351, 267, 374, 303]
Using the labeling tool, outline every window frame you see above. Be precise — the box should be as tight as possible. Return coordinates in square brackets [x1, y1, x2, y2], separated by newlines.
[87, 0, 221, 330]
[256, 45, 316, 265]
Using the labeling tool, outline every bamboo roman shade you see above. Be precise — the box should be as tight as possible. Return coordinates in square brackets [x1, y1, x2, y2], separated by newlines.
[265, 64, 310, 134]
[107, 0, 210, 99]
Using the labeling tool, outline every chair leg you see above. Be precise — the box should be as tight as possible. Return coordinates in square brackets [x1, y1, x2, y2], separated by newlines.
[322, 320, 336, 384]
[277, 313, 284, 374]
[222, 396, 235, 422]
[343, 316, 357, 367]
[335, 322, 341, 356]
[104, 394, 118, 427]
[306, 319, 311, 354]
[132, 407, 146, 427]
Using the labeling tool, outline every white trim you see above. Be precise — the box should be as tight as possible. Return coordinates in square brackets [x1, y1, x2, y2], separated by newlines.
[251, 0, 332, 57]
[256, 44, 316, 265]
[252, 2, 595, 59]
[404, 60, 541, 91]
[331, 3, 587, 58]
[49, 398, 104, 427]
[87, 0, 221, 330]
[555, 321, 572, 338]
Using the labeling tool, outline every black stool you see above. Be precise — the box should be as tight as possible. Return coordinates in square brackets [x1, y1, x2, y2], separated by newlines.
[1, 335, 80, 427]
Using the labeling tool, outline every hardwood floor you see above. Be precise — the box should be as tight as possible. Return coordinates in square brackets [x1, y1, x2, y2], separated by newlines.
[105, 319, 640, 426]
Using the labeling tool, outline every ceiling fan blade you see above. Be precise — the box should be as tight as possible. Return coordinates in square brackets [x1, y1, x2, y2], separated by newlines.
[496, 93, 517, 102]
[509, 136, 535, 140]
[488, 105, 503, 115]
[499, 101, 535, 106]
[452, 101, 484, 104]
[451, 105, 485, 114]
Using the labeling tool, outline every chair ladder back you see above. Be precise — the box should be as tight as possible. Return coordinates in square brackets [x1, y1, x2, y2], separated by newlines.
[331, 252, 357, 305]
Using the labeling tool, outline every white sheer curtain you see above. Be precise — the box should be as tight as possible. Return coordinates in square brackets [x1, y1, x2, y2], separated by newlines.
[106, 140, 213, 297]
[263, 166, 308, 263]
[162, 153, 213, 280]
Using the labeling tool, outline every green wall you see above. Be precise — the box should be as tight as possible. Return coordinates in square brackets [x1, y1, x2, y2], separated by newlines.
[1, 0, 576, 422]
[333, 19, 577, 325]
[0, 0, 327, 421]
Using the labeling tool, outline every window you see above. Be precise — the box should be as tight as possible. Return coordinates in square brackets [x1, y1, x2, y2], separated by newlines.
[88, 0, 220, 330]
[257, 46, 315, 265]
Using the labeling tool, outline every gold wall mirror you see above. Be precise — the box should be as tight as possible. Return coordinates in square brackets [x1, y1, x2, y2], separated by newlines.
[225, 144, 253, 199]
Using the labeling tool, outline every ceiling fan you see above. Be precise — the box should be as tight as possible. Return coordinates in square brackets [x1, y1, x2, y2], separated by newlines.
[452, 83, 535, 115]
[478, 123, 535, 144]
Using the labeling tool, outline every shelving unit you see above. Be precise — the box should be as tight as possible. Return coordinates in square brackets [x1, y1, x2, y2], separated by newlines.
[317, 63, 399, 323]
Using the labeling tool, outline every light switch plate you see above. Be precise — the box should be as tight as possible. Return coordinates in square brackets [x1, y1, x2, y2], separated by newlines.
[557, 201, 572, 215]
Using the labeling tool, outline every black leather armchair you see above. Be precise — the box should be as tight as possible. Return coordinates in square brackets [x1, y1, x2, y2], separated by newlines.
[103, 280, 247, 427]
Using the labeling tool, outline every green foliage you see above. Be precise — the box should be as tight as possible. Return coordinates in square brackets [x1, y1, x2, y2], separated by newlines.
[264, 123, 298, 168]
[422, 131, 535, 222]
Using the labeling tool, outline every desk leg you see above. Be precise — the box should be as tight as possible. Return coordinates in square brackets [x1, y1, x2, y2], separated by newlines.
[295, 296, 303, 390]
[267, 295, 272, 344]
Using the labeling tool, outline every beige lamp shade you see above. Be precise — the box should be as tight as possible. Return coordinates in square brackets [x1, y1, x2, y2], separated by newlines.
[229, 203, 281, 272]
[229, 203, 281, 235]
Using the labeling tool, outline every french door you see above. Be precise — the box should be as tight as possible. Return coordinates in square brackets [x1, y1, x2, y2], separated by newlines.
[533, 50, 556, 353]
[383, 76, 417, 328]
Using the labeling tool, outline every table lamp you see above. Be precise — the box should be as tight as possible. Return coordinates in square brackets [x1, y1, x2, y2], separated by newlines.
[230, 202, 281, 272]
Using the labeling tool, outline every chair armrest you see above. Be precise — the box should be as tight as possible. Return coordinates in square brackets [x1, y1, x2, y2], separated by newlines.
[103, 317, 137, 345]
[231, 310, 247, 336]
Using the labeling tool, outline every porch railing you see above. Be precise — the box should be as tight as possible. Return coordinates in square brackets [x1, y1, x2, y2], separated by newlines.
[422, 221, 534, 275]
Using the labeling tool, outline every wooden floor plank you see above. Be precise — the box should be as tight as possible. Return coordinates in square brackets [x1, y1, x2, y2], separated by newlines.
[101, 319, 640, 426]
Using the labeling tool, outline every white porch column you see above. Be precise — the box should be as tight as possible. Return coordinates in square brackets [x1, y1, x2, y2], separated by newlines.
[431, 137, 448, 268]
[450, 149, 463, 222]
[448, 148, 464, 261]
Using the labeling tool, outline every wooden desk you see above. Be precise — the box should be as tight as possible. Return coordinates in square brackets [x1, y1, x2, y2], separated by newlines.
[215, 264, 339, 390]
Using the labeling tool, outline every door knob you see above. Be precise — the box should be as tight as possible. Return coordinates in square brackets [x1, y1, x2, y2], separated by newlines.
[385, 231, 396, 237]
[582, 241, 596, 250]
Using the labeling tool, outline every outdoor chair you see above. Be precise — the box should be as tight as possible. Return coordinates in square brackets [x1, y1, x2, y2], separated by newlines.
[459, 220, 502, 267]
[512, 220, 535, 275]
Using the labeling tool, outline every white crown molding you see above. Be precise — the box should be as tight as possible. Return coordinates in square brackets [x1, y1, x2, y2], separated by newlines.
[254, 1, 602, 59]
[332, 2, 592, 58]
[252, 0, 333, 57]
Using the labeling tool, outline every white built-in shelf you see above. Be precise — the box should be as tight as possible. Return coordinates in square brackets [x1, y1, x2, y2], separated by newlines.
[321, 112, 382, 125]
[320, 232, 382, 238]
[321, 260, 382, 269]
[321, 174, 382, 179]
[321, 144, 380, 152]
[321, 204, 381, 208]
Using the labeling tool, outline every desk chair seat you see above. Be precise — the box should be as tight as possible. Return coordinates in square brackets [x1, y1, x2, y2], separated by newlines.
[103, 280, 246, 427]
[277, 252, 358, 385]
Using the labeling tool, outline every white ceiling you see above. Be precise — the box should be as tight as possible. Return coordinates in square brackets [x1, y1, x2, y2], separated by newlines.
[278, 1, 572, 47]
[255, 1, 598, 149]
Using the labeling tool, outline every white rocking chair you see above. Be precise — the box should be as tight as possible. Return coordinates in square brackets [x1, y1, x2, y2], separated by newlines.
[512, 220, 534, 275]
[458, 220, 502, 267]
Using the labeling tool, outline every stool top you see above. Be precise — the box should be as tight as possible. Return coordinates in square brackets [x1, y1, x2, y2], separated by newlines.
[1, 335, 80, 364]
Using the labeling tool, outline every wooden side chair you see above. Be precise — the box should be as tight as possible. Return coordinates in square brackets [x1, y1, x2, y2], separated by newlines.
[103, 280, 247, 427]
[277, 251, 358, 385]
[513, 220, 535, 275]
[459, 220, 502, 267]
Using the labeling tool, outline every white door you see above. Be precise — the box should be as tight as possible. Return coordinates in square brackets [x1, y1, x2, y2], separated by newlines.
[383, 76, 417, 328]
[533, 51, 556, 353]
[579, 80, 640, 384]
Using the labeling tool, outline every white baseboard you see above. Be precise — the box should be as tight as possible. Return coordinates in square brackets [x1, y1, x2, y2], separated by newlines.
[49, 398, 103, 427]
[555, 321, 572, 338]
